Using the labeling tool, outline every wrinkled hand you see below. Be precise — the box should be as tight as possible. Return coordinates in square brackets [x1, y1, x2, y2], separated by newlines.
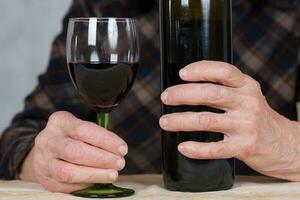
[160, 61, 300, 181]
[20, 111, 128, 193]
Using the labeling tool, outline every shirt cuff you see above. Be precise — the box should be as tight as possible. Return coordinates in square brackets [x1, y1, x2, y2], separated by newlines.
[0, 133, 36, 180]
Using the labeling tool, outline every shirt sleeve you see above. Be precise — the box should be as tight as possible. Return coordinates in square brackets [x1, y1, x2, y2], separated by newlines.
[0, 0, 94, 180]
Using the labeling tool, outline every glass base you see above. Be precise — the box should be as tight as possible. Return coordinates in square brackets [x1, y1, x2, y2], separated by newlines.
[72, 184, 135, 198]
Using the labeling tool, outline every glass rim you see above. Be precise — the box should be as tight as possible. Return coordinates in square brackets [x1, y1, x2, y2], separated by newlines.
[69, 17, 137, 23]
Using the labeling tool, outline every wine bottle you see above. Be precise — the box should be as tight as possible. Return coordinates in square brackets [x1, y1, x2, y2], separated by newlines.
[160, 0, 234, 192]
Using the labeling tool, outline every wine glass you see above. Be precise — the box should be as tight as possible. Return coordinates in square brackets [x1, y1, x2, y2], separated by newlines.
[66, 17, 139, 198]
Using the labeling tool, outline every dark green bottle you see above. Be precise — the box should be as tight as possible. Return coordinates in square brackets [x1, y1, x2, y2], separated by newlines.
[160, 0, 234, 192]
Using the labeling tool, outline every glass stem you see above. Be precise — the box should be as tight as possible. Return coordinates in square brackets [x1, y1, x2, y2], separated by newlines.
[96, 113, 112, 188]
[97, 113, 110, 129]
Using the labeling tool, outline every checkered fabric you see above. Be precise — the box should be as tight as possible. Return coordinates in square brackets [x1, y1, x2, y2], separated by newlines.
[0, 0, 299, 179]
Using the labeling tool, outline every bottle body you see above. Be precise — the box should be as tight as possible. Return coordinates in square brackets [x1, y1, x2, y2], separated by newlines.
[160, 0, 234, 192]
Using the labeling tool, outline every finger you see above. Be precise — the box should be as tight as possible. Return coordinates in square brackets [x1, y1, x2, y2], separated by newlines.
[160, 112, 234, 134]
[161, 83, 238, 110]
[48, 137, 125, 170]
[179, 60, 245, 88]
[48, 112, 128, 156]
[178, 141, 236, 159]
[50, 159, 119, 184]
[41, 177, 90, 193]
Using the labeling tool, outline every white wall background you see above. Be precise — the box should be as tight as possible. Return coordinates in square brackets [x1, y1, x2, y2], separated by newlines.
[0, 0, 72, 134]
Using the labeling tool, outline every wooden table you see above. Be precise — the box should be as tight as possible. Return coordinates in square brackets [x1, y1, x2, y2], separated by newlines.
[1, 175, 300, 200]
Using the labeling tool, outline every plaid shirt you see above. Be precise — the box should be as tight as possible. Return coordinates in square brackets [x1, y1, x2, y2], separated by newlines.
[0, 0, 300, 179]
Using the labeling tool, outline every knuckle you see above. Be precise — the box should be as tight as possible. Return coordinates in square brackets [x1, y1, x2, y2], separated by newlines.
[199, 113, 216, 130]
[80, 173, 95, 183]
[56, 163, 73, 183]
[35, 133, 47, 148]
[48, 111, 69, 125]
[64, 140, 84, 161]
[203, 84, 226, 102]
[246, 97, 262, 114]
[223, 64, 243, 83]
[96, 155, 120, 169]
[92, 152, 116, 168]
[252, 80, 262, 91]
[212, 86, 225, 101]
[74, 122, 90, 139]
[212, 145, 226, 157]
[102, 137, 109, 146]
[208, 146, 217, 158]
[246, 75, 262, 91]
[93, 155, 106, 167]
[223, 66, 235, 79]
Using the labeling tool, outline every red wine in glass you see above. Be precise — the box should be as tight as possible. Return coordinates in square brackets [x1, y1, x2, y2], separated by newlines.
[68, 62, 138, 113]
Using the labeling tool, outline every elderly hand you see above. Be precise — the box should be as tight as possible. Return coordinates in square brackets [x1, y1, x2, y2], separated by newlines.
[160, 60, 300, 181]
[20, 111, 128, 193]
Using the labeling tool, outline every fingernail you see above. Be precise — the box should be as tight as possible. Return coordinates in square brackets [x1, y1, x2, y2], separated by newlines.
[117, 159, 125, 170]
[161, 91, 168, 102]
[119, 145, 128, 156]
[179, 69, 187, 78]
[178, 144, 186, 153]
[160, 117, 168, 128]
[109, 171, 118, 182]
